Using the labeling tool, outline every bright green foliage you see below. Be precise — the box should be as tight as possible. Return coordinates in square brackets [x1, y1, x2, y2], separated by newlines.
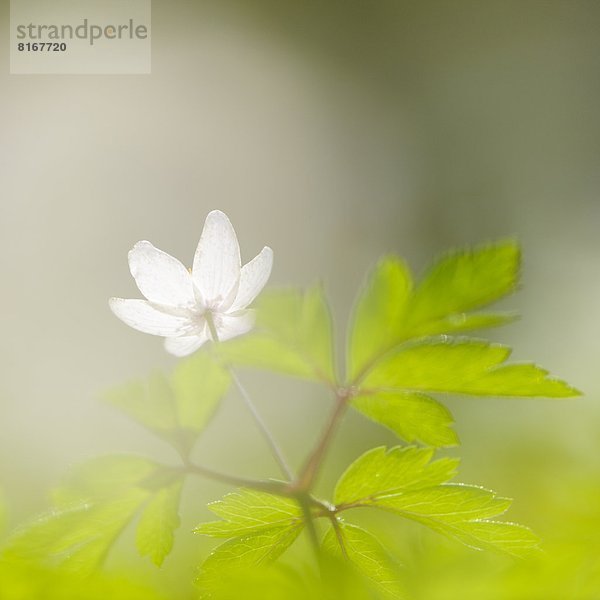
[351, 392, 458, 447]
[195, 489, 305, 596]
[52, 454, 161, 505]
[105, 353, 230, 456]
[347, 243, 579, 446]
[405, 242, 521, 332]
[136, 479, 183, 566]
[334, 447, 539, 558]
[322, 521, 406, 599]
[334, 447, 458, 505]
[348, 256, 413, 383]
[196, 525, 304, 595]
[2, 491, 149, 575]
[2, 455, 185, 572]
[361, 338, 577, 397]
[3, 241, 580, 594]
[217, 286, 336, 384]
[195, 489, 302, 538]
[409, 312, 519, 338]
[348, 242, 521, 381]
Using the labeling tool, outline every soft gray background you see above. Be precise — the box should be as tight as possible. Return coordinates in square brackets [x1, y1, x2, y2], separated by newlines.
[0, 0, 598, 563]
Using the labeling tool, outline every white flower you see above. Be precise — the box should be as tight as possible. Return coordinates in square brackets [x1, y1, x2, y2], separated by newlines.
[109, 210, 273, 357]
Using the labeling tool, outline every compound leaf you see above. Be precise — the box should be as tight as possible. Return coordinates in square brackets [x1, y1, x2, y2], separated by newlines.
[376, 484, 512, 522]
[105, 375, 175, 435]
[322, 521, 406, 599]
[334, 446, 539, 558]
[217, 286, 336, 384]
[195, 489, 305, 596]
[170, 353, 230, 434]
[361, 338, 578, 398]
[2, 490, 149, 576]
[411, 312, 518, 339]
[348, 242, 520, 382]
[195, 489, 302, 538]
[346, 242, 578, 447]
[351, 392, 458, 447]
[196, 524, 303, 595]
[3, 455, 185, 572]
[430, 519, 540, 558]
[105, 353, 229, 456]
[334, 446, 458, 506]
[53, 454, 161, 506]
[348, 256, 413, 381]
[406, 241, 521, 332]
[136, 479, 184, 566]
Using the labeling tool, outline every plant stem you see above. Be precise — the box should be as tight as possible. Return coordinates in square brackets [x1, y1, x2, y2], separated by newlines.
[297, 493, 321, 562]
[200, 313, 354, 566]
[296, 389, 350, 491]
[182, 461, 288, 495]
[205, 311, 294, 480]
[228, 367, 294, 480]
[330, 515, 348, 559]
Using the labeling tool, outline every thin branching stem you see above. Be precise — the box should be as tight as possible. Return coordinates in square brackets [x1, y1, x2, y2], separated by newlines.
[296, 389, 350, 491]
[199, 313, 355, 563]
[205, 311, 294, 480]
[297, 492, 321, 563]
[330, 515, 348, 559]
[181, 461, 289, 495]
[228, 368, 294, 480]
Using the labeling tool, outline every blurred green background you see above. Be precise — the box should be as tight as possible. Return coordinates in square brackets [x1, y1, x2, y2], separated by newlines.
[1, 1, 599, 598]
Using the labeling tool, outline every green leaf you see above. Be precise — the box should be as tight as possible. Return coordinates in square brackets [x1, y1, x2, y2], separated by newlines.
[217, 286, 337, 384]
[406, 241, 521, 331]
[351, 392, 459, 447]
[195, 489, 302, 538]
[195, 489, 305, 596]
[334, 446, 539, 558]
[196, 525, 303, 594]
[361, 337, 579, 397]
[430, 519, 541, 558]
[348, 256, 413, 381]
[53, 454, 162, 505]
[2, 490, 150, 575]
[105, 353, 229, 455]
[170, 353, 230, 434]
[5, 455, 186, 572]
[409, 311, 519, 338]
[334, 446, 458, 506]
[375, 487, 539, 558]
[136, 479, 184, 567]
[347, 242, 520, 382]
[322, 521, 406, 599]
[347, 243, 578, 446]
[375, 484, 512, 521]
[105, 375, 175, 434]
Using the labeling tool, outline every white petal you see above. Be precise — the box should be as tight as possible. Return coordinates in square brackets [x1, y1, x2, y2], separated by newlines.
[215, 310, 256, 342]
[230, 246, 273, 311]
[109, 298, 191, 336]
[128, 241, 195, 307]
[164, 333, 209, 357]
[192, 210, 241, 306]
